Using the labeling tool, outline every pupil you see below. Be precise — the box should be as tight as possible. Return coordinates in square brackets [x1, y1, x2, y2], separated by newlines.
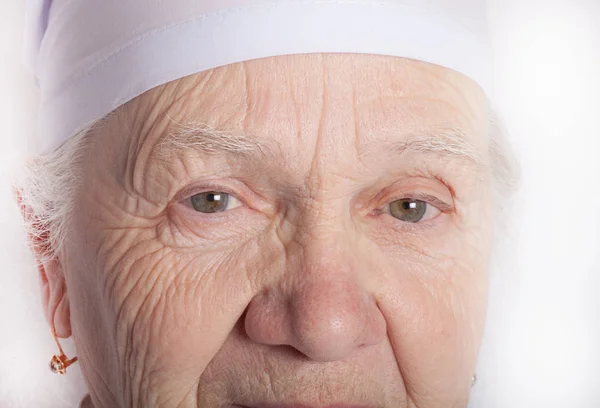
[191, 192, 228, 213]
[390, 199, 427, 223]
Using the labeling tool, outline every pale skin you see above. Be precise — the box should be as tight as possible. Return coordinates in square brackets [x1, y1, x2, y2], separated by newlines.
[29, 54, 494, 407]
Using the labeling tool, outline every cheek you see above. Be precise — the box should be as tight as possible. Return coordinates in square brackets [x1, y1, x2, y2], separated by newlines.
[94, 232, 274, 401]
[375, 221, 489, 391]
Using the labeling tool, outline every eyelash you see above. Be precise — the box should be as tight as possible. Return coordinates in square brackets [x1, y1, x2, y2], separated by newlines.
[176, 184, 454, 225]
[176, 183, 249, 213]
[384, 193, 453, 213]
[363, 189, 454, 230]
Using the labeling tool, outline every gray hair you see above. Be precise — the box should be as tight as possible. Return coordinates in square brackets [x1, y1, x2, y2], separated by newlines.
[14, 103, 519, 264]
[14, 117, 109, 264]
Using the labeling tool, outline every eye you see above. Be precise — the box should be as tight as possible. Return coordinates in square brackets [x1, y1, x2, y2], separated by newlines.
[185, 191, 242, 213]
[388, 199, 441, 223]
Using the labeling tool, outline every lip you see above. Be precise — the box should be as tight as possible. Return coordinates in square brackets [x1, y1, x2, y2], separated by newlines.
[236, 405, 373, 408]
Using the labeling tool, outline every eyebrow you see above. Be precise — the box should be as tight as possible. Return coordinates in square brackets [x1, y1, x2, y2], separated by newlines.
[153, 121, 269, 160]
[154, 121, 482, 168]
[367, 127, 483, 167]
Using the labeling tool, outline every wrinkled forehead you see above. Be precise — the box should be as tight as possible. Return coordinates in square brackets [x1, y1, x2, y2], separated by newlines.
[98, 54, 490, 168]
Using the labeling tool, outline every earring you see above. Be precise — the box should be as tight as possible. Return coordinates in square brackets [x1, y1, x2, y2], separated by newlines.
[49, 326, 78, 374]
[471, 373, 477, 388]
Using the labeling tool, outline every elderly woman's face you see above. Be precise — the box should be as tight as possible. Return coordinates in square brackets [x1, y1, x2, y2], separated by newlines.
[56, 54, 494, 407]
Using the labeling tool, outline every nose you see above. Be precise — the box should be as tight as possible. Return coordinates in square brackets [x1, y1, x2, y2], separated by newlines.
[244, 236, 387, 362]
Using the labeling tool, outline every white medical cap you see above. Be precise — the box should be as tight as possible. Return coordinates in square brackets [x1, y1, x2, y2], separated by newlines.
[25, 0, 493, 154]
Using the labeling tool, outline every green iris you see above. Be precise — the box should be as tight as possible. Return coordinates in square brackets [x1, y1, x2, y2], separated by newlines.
[190, 192, 230, 213]
[389, 199, 427, 223]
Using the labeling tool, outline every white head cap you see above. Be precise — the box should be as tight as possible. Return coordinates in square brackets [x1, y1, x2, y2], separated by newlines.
[25, 0, 493, 154]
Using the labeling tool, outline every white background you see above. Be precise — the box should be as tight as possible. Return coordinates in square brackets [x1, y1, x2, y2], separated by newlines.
[0, 1, 599, 407]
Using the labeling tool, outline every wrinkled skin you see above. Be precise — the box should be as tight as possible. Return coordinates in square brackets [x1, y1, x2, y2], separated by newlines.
[34, 54, 494, 408]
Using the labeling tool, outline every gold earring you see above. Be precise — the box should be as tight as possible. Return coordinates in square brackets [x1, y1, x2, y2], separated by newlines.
[49, 326, 78, 374]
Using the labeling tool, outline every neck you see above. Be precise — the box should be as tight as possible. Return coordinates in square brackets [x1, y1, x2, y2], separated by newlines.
[80, 395, 94, 408]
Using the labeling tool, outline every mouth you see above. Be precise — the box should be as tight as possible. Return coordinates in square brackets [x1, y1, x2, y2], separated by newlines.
[234, 405, 373, 408]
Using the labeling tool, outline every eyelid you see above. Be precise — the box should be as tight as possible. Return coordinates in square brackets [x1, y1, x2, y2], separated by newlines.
[174, 181, 247, 207]
[365, 177, 455, 213]
[389, 193, 454, 213]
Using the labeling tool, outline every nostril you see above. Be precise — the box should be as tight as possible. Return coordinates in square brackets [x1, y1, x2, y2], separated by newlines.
[244, 294, 292, 347]
[283, 286, 386, 362]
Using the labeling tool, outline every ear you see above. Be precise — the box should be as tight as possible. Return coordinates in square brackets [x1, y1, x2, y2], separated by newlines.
[15, 189, 72, 339]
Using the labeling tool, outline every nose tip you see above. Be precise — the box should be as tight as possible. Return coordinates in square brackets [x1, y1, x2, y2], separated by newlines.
[245, 279, 386, 362]
[289, 282, 385, 362]
[293, 321, 354, 362]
